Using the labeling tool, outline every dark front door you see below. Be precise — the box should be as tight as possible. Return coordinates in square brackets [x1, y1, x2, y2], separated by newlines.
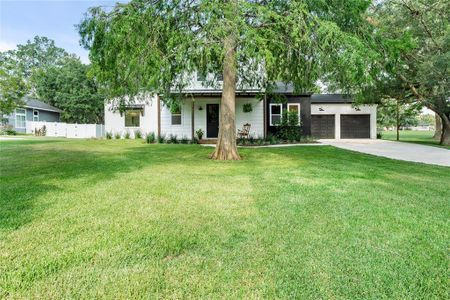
[311, 115, 335, 139]
[207, 104, 219, 138]
[340, 115, 370, 138]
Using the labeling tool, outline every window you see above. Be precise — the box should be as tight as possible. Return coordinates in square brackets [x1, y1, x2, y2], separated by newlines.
[15, 108, 26, 128]
[124, 109, 141, 127]
[33, 110, 39, 122]
[287, 103, 300, 123]
[171, 106, 182, 125]
[270, 104, 282, 126]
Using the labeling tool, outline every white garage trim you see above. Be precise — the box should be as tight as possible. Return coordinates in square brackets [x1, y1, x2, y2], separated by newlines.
[311, 104, 377, 139]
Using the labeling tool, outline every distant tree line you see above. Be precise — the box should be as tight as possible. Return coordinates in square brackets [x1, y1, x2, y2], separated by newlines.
[0, 36, 104, 124]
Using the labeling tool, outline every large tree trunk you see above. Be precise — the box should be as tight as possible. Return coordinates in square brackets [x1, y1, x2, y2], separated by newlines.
[433, 113, 442, 140]
[439, 114, 450, 146]
[211, 35, 240, 160]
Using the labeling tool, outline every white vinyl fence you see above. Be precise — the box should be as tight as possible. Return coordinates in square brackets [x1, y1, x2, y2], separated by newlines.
[26, 121, 105, 138]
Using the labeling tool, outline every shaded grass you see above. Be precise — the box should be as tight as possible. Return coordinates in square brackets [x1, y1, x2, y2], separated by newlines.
[0, 139, 449, 299]
[382, 130, 450, 150]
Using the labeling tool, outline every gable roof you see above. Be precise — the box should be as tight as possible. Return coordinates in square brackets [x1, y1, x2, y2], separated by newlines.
[24, 98, 63, 113]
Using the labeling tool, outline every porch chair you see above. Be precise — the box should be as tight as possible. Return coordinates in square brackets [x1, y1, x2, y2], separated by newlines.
[237, 123, 251, 139]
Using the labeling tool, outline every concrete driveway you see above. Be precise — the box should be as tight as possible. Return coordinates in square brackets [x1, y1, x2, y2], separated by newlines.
[321, 139, 450, 167]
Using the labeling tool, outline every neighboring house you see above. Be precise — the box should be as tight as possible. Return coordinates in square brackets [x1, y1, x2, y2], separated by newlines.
[105, 76, 377, 140]
[5, 98, 62, 133]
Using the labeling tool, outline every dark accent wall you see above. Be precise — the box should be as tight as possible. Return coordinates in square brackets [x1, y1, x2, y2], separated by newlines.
[266, 95, 312, 137]
[300, 97, 311, 136]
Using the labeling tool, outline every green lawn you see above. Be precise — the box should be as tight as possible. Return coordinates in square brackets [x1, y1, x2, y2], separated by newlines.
[1, 139, 449, 299]
[382, 130, 450, 149]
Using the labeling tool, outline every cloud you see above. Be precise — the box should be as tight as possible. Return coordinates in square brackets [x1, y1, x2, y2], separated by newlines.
[0, 40, 17, 52]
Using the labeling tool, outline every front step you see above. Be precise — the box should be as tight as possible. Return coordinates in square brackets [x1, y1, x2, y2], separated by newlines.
[199, 139, 217, 144]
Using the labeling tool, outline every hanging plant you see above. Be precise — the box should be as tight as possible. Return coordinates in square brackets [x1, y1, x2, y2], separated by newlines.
[243, 103, 253, 113]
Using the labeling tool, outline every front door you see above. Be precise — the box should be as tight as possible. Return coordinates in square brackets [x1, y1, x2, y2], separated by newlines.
[206, 104, 219, 138]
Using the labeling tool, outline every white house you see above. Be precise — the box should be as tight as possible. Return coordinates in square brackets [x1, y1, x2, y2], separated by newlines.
[105, 79, 377, 140]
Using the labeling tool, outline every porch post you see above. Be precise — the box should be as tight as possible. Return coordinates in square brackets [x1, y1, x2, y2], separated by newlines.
[300, 96, 311, 137]
[191, 99, 195, 139]
[263, 94, 267, 139]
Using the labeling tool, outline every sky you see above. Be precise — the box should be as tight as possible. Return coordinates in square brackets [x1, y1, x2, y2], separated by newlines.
[0, 0, 127, 64]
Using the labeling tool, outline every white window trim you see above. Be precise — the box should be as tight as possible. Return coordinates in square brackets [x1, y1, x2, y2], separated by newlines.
[33, 109, 40, 122]
[171, 111, 182, 126]
[269, 103, 282, 126]
[15, 108, 26, 128]
[287, 103, 300, 122]
[124, 110, 141, 128]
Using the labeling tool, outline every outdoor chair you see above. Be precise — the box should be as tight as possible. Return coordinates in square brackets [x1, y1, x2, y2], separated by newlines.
[237, 123, 251, 139]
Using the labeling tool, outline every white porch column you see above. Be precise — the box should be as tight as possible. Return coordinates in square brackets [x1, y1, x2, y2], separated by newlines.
[335, 114, 341, 139]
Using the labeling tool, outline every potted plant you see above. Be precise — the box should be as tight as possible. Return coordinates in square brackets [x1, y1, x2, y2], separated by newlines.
[195, 128, 204, 140]
[243, 103, 253, 113]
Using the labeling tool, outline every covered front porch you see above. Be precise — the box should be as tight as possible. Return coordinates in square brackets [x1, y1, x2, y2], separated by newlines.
[159, 96, 265, 140]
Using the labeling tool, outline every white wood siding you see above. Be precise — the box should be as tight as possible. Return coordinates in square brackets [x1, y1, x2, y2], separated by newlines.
[235, 98, 264, 138]
[160, 100, 193, 139]
[192, 97, 264, 139]
[104, 95, 158, 138]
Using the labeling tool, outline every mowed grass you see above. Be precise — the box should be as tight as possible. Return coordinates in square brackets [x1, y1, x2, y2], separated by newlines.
[382, 130, 450, 150]
[0, 138, 449, 299]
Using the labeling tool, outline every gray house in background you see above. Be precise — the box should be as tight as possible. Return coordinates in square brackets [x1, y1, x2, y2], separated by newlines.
[6, 98, 62, 133]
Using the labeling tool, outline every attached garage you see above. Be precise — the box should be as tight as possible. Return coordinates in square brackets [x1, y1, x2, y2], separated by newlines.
[312, 115, 335, 139]
[340, 115, 370, 139]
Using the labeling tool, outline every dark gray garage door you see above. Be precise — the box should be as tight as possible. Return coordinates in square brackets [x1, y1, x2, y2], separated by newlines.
[312, 115, 335, 139]
[340, 115, 370, 138]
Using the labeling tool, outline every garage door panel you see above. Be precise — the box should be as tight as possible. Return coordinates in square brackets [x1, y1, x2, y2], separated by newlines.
[312, 115, 335, 139]
[341, 115, 370, 138]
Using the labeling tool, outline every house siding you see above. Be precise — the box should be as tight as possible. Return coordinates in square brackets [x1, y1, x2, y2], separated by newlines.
[161, 99, 193, 139]
[103, 94, 377, 140]
[6, 108, 60, 133]
[104, 95, 159, 138]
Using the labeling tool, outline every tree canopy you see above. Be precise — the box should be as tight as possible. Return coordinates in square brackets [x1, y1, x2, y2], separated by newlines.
[366, 0, 450, 144]
[79, 0, 378, 98]
[0, 36, 104, 123]
[79, 0, 379, 159]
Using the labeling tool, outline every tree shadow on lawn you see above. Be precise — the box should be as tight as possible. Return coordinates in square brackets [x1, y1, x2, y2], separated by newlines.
[0, 142, 212, 231]
[1, 141, 448, 232]
[243, 146, 450, 298]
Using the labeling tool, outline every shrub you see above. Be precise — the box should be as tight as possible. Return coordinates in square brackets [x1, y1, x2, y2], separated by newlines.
[114, 132, 121, 139]
[135, 130, 142, 139]
[169, 134, 178, 144]
[266, 133, 278, 145]
[34, 125, 46, 136]
[124, 132, 131, 139]
[248, 135, 255, 144]
[276, 111, 301, 142]
[195, 128, 204, 140]
[157, 134, 165, 143]
[1, 125, 16, 135]
[190, 137, 199, 144]
[180, 136, 189, 144]
[106, 131, 112, 139]
[377, 132, 383, 139]
[146, 132, 155, 144]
